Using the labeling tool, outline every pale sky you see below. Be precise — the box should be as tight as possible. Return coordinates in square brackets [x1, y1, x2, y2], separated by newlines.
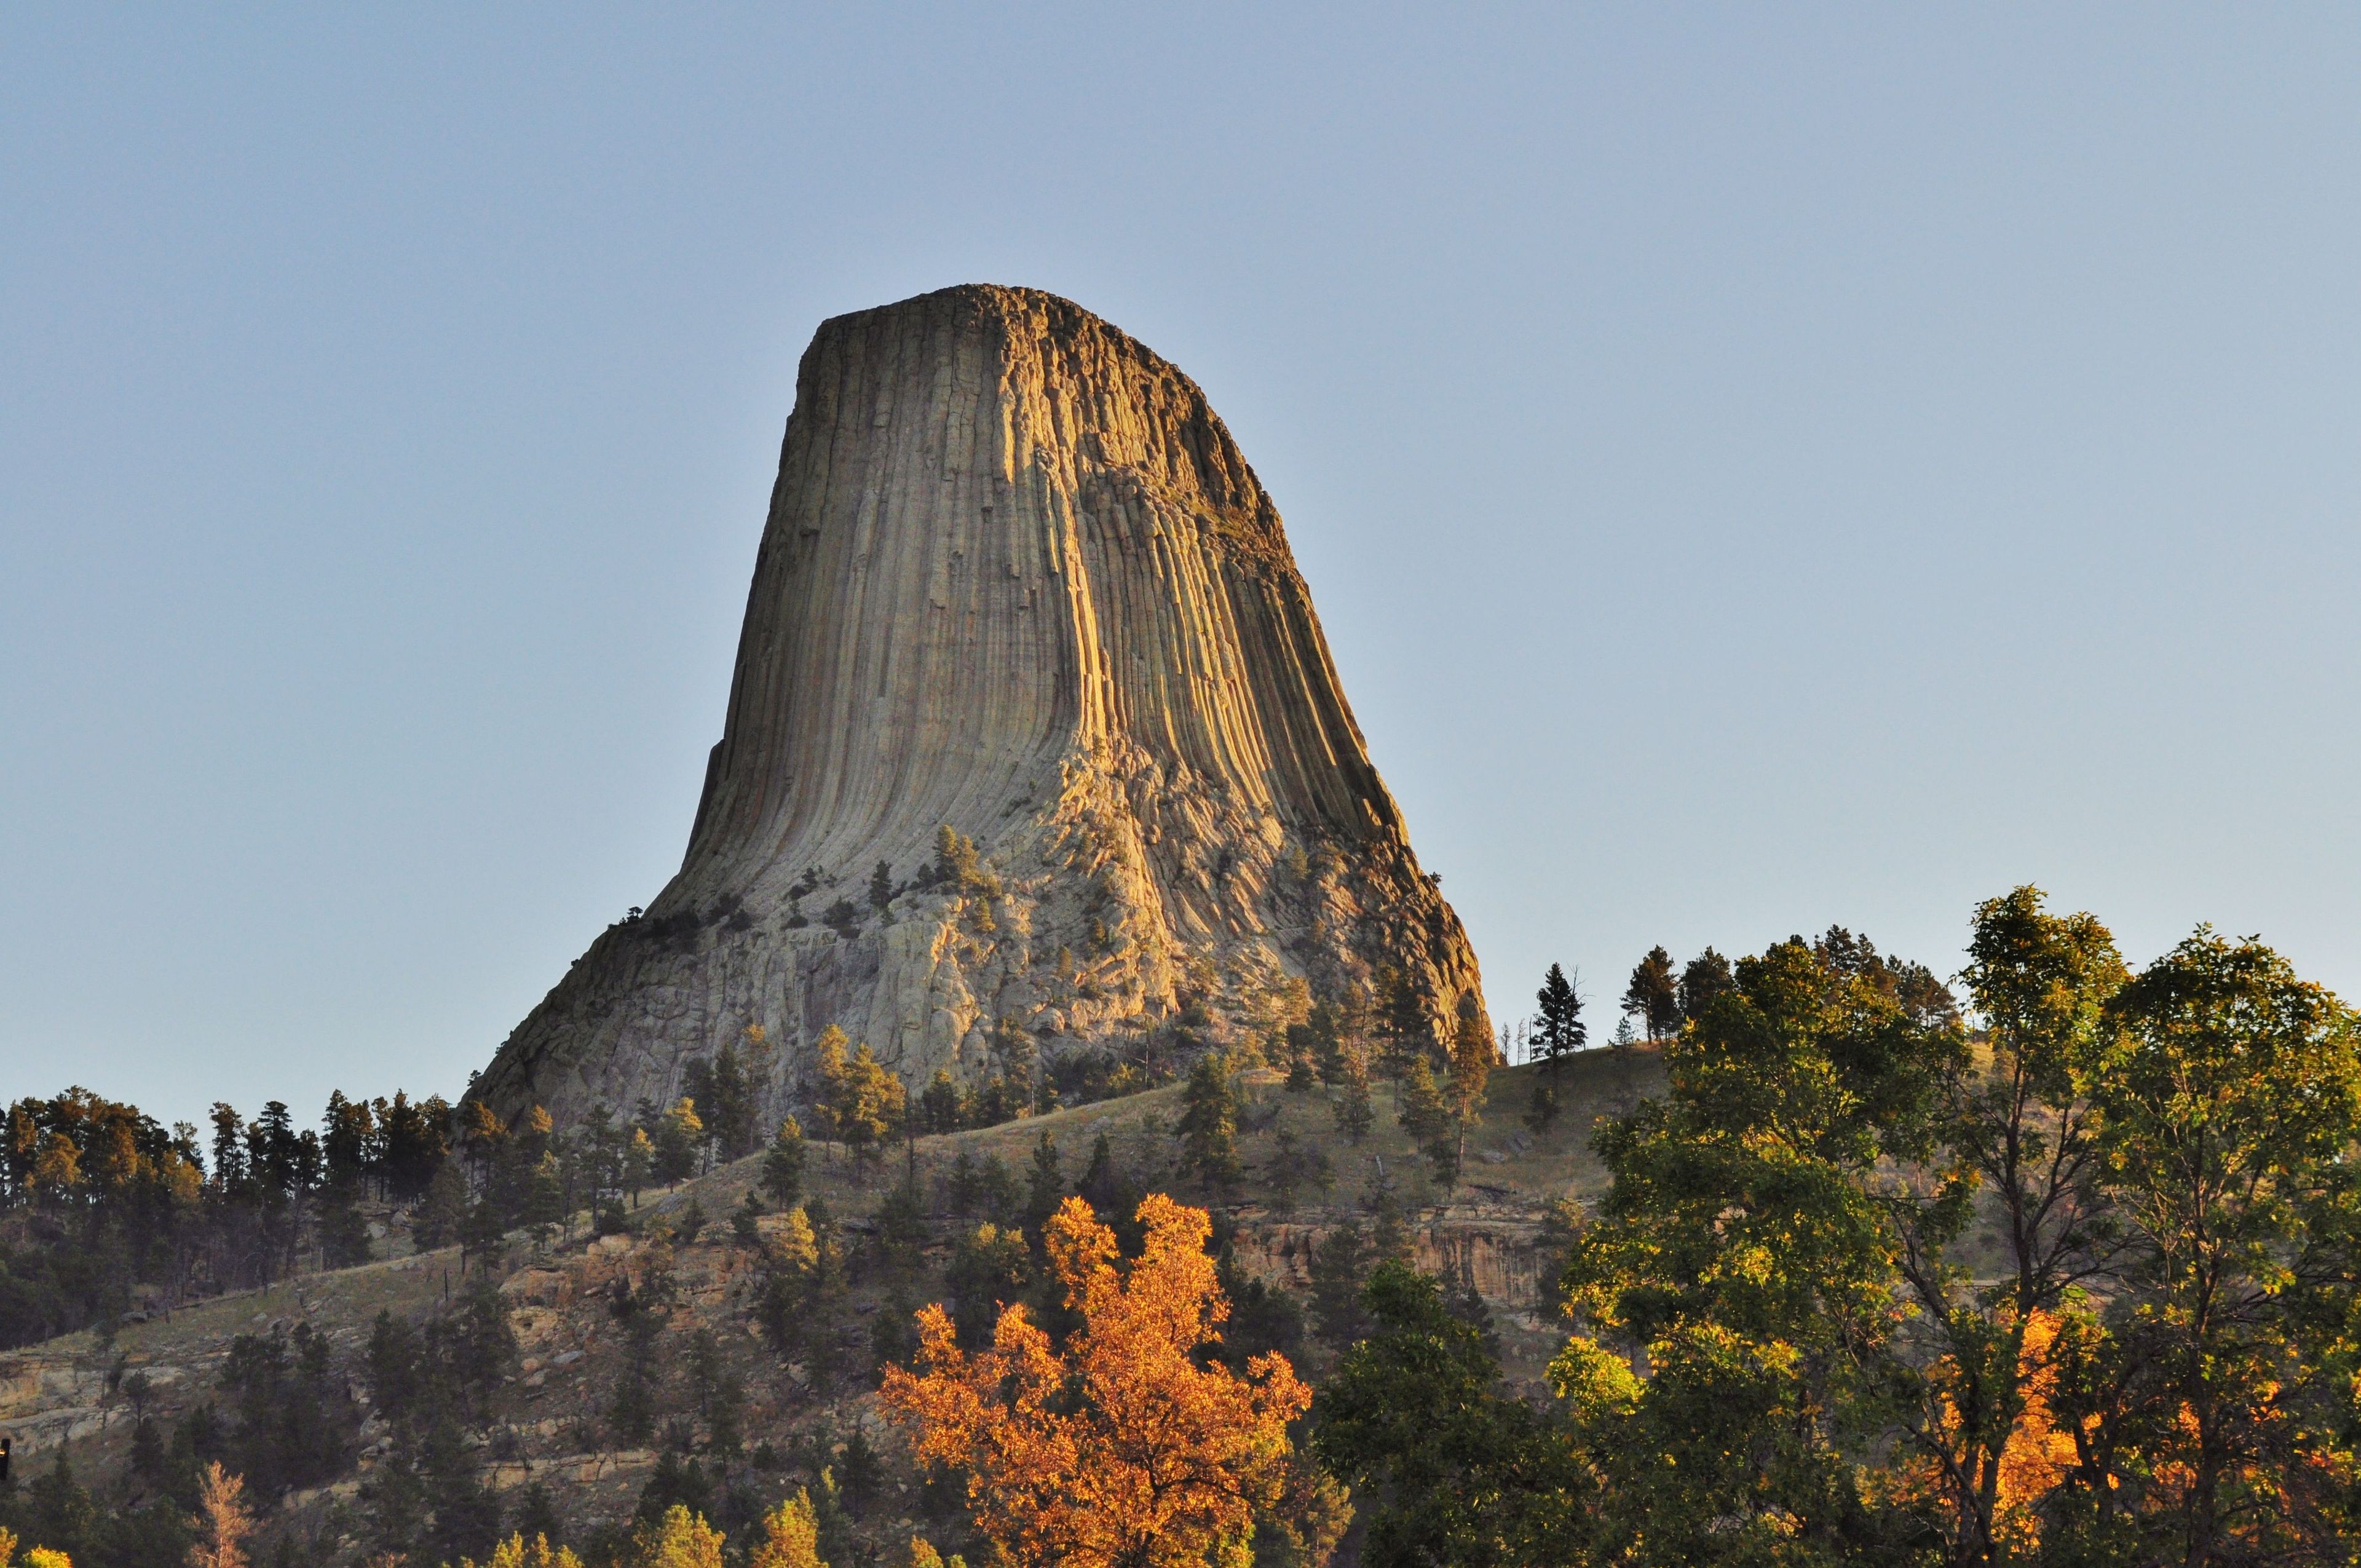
[6, 7, 2357, 1132]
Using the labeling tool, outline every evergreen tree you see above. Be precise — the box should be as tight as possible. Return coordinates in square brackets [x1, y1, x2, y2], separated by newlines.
[684, 1037, 761, 1162]
[919, 1070, 961, 1134]
[809, 1026, 853, 1155]
[1375, 967, 1434, 1080]
[1446, 996, 1493, 1175]
[869, 859, 895, 915]
[322, 1090, 375, 1193]
[1621, 946, 1679, 1042]
[320, 1189, 373, 1266]
[622, 1128, 655, 1208]
[1527, 962, 1586, 1130]
[1332, 1046, 1375, 1144]
[210, 1103, 248, 1198]
[1307, 1221, 1372, 1350]
[653, 1099, 702, 1187]
[1022, 1131, 1063, 1233]
[1307, 1000, 1350, 1087]
[820, 1042, 906, 1178]
[1174, 1053, 1242, 1192]
[524, 1151, 565, 1248]
[1263, 1126, 1333, 1218]
[761, 1117, 807, 1210]
[1396, 1058, 1454, 1184]
[459, 1194, 507, 1272]
[377, 1091, 451, 1201]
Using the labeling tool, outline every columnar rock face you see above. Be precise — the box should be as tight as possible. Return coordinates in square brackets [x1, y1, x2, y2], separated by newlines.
[475, 285, 1485, 1127]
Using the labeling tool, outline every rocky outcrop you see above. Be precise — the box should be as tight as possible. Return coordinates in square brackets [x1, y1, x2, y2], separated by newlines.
[475, 285, 1484, 1128]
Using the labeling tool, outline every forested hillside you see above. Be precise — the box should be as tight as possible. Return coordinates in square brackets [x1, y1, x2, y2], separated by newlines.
[4, 887, 2355, 1567]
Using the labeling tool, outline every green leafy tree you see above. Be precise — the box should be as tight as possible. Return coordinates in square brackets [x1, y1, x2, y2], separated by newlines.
[2067, 926, 2361, 1565]
[1675, 948, 1733, 1025]
[1882, 885, 2127, 1563]
[1562, 934, 1963, 1563]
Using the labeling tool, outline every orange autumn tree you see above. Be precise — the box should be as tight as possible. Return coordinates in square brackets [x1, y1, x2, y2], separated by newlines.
[880, 1192, 1311, 1568]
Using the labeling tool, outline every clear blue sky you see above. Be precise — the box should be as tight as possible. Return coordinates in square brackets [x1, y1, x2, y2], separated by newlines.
[6, 8, 2356, 1132]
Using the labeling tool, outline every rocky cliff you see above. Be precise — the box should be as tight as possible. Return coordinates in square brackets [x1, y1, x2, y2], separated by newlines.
[475, 284, 1484, 1127]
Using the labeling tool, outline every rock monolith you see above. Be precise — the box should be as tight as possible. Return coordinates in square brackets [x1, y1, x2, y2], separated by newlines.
[475, 285, 1485, 1127]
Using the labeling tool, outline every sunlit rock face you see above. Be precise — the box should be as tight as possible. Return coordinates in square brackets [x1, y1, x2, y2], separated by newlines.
[475, 285, 1485, 1126]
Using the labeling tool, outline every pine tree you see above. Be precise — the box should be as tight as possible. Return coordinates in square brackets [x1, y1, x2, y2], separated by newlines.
[1396, 1058, 1453, 1182]
[460, 1197, 507, 1274]
[1528, 962, 1586, 1130]
[1622, 946, 1679, 1042]
[1307, 1220, 1372, 1349]
[689, 1039, 761, 1162]
[1174, 1053, 1242, 1192]
[1333, 1046, 1375, 1144]
[1284, 1026, 1318, 1093]
[623, 1127, 655, 1208]
[761, 1117, 807, 1210]
[653, 1099, 703, 1187]
[322, 1090, 375, 1193]
[1023, 1131, 1063, 1233]
[869, 860, 895, 916]
[1307, 1000, 1349, 1087]
[1375, 967, 1433, 1081]
[919, 1071, 961, 1134]
[1447, 997, 1493, 1175]
[810, 1026, 853, 1155]
[827, 1043, 906, 1178]
[524, 1152, 565, 1249]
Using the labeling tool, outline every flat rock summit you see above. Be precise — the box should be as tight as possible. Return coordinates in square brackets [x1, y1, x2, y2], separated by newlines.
[476, 284, 1485, 1125]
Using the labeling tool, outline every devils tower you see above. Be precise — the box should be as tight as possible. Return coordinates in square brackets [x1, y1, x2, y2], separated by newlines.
[475, 285, 1485, 1126]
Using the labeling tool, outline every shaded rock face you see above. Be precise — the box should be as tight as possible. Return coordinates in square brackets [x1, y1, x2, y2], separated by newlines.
[476, 285, 1484, 1126]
